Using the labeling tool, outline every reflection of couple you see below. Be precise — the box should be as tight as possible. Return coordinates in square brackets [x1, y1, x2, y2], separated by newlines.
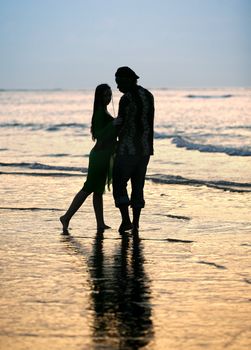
[60, 66, 155, 235]
[63, 232, 153, 349]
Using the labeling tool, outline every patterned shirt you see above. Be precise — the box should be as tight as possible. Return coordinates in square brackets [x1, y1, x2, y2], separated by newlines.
[117, 86, 154, 156]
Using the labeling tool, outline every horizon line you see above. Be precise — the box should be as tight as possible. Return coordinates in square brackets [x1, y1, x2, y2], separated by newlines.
[1, 86, 251, 92]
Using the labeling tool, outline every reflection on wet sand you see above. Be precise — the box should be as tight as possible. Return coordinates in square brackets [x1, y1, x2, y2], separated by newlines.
[63, 233, 153, 349]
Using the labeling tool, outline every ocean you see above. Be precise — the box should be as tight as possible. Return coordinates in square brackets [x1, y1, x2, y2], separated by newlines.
[0, 88, 251, 349]
[1, 88, 251, 184]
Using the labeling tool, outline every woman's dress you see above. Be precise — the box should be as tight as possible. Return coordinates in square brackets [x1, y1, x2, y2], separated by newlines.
[82, 109, 116, 194]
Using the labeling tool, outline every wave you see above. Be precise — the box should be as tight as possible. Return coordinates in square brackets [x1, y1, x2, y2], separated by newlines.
[0, 162, 87, 173]
[227, 125, 251, 131]
[41, 153, 88, 158]
[0, 122, 88, 131]
[146, 174, 251, 193]
[0, 206, 63, 211]
[0, 171, 83, 177]
[0, 88, 64, 92]
[186, 94, 233, 99]
[154, 131, 174, 139]
[1, 122, 172, 139]
[197, 261, 227, 269]
[172, 135, 251, 156]
[42, 153, 70, 157]
[0, 122, 43, 129]
[46, 123, 88, 131]
[1, 164, 250, 192]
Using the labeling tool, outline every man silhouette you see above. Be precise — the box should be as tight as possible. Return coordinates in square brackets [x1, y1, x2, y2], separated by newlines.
[113, 66, 155, 234]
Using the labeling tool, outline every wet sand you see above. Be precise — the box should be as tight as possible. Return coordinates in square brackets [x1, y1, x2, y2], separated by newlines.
[0, 174, 251, 350]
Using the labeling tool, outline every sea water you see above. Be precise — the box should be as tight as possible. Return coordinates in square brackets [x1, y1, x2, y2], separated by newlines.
[1, 88, 251, 185]
[0, 89, 251, 349]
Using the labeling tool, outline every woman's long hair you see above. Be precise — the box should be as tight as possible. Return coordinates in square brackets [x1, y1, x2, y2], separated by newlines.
[91, 84, 111, 140]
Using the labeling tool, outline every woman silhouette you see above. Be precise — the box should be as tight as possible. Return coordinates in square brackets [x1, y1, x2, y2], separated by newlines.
[60, 84, 119, 233]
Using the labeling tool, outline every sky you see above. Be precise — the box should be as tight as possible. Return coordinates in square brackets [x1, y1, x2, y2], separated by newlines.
[0, 0, 250, 89]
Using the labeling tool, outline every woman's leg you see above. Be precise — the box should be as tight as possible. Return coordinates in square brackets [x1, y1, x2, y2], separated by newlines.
[93, 193, 110, 232]
[60, 189, 90, 232]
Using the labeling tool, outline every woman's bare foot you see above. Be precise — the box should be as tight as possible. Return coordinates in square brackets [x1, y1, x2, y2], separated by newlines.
[97, 224, 111, 234]
[103, 224, 111, 230]
[60, 215, 70, 233]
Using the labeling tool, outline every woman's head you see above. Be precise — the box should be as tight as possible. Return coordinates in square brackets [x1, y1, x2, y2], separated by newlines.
[91, 84, 112, 140]
[93, 84, 112, 110]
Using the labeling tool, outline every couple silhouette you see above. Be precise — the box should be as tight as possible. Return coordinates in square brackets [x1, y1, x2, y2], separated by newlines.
[60, 66, 154, 235]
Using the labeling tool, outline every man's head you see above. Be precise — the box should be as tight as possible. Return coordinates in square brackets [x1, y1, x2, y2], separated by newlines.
[115, 66, 139, 93]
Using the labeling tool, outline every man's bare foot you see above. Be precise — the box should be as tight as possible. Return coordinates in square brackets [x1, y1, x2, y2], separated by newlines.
[118, 221, 133, 234]
[60, 215, 69, 233]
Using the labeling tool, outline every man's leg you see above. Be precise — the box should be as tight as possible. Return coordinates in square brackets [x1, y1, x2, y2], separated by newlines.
[113, 155, 134, 233]
[130, 156, 150, 231]
[117, 205, 132, 233]
[132, 207, 141, 231]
